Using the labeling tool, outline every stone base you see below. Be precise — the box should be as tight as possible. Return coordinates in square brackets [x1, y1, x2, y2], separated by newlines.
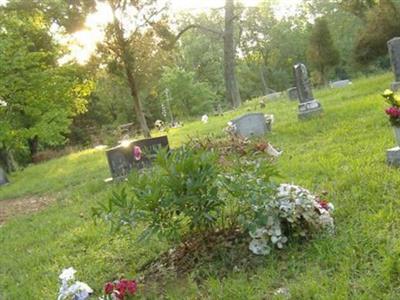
[387, 147, 400, 167]
[298, 100, 323, 120]
[391, 82, 400, 91]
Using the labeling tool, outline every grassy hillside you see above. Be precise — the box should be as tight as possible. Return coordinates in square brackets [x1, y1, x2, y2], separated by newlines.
[2, 73, 400, 299]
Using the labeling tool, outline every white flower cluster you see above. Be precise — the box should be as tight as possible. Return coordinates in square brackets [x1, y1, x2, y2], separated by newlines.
[58, 267, 93, 300]
[224, 121, 237, 135]
[249, 184, 334, 256]
[0, 99, 7, 107]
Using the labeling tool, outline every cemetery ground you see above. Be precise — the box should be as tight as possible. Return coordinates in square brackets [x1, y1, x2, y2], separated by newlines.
[1, 73, 400, 299]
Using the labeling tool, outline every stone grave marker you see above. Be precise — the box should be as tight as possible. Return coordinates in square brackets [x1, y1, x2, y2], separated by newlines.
[287, 87, 298, 101]
[0, 167, 8, 186]
[266, 92, 282, 101]
[329, 80, 352, 89]
[231, 113, 269, 138]
[387, 127, 400, 167]
[293, 63, 323, 119]
[388, 37, 400, 91]
[106, 136, 169, 181]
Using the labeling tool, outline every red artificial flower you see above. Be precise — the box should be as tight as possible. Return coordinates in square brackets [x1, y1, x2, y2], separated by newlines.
[318, 200, 330, 210]
[133, 146, 142, 161]
[126, 280, 137, 294]
[104, 282, 114, 295]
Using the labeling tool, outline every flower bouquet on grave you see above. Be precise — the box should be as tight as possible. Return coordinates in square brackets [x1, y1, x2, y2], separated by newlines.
[382, 89, 400, 145]
[102, 279, 138, 300]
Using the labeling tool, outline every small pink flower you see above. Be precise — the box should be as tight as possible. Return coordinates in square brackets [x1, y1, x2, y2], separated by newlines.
[133, 146, 142, 161]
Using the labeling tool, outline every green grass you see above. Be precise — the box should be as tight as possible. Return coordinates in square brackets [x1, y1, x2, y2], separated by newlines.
[2, 72, 400, 299]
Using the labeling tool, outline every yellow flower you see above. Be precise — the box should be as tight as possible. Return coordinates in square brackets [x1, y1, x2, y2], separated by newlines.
[395, 95, 400, 106]
[383, 89, 394, 97]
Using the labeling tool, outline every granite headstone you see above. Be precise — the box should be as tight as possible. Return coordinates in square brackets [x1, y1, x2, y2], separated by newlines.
[106, 136, 169, 181]
[293, 63, 323, 119]
[329, 80, 352, 89]
[231, 113, 269, 138]
[388, 37, 400, 91]
[287, 87, 298, 101]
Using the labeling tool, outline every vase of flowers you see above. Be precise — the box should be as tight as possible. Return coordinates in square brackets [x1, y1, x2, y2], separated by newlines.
[383, 90, 400, 146]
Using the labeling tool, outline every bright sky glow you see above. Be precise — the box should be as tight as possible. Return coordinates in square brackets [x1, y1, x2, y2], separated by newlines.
[61, 0, 303, 64]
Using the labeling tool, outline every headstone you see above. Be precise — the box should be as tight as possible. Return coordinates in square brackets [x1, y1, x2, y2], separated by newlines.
[329, 80, 352, 89]
[388, 37, 400, 91]
[0, 167, 9, 186]
[287, 87, 298, 101]
[259, 99, 266, 109]
[105, 136, 169, 181]
[231, 113, 269, 138]
[293, 63, 323, 119]
[387, 147, 400, 167]
[266, 92, 282, 101]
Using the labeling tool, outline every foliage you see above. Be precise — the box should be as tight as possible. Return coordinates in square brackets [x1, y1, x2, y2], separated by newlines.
[382, 89, 400, 126]
[0, 7, 93, 163]
[247, 184, 334, 256]
[307, 18, 340, 85]
[354, 0, 400, 65]
[159, 67, 216, 119]
[96, 147, 224, 242]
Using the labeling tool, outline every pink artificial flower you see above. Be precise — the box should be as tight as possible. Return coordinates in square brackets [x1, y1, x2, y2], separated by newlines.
[385, 107, 400, 118]
[133, 146, 142, 161]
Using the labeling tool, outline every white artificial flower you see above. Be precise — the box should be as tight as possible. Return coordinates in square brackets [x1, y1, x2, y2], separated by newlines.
[267, 143, 282, 157]
[59, 267, 76, 282]
[201, 114, 209, 123]
[249, 238, 271, 255]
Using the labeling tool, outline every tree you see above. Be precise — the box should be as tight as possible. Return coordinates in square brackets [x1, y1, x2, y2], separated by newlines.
[339, 0, 377, 21]
[0, 7, 93, 167]
[307, 18, 340, 85]
[354, 0, 400, 65]
[176, 0, 242, 108]
[159, 67, 216, 119]
[96, 0, 172, 138]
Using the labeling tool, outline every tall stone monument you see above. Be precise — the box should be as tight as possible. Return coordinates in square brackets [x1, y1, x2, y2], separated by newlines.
[293, 63, 323, 119]
[388, 37, 400, 91]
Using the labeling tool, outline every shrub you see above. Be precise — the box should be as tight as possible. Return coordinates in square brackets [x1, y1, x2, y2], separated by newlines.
[96, 147, 225, 242]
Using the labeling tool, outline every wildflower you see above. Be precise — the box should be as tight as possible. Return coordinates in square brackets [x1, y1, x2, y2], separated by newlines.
[133, 146, 142, 161]
[0, 99, 7, 107]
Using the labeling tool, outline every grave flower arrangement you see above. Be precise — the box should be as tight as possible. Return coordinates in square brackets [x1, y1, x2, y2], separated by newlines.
[382, 89, 400, 126]
[57, 267, 93, 300]
[248, 184, 334, 256]
[102, 279, 137, 300]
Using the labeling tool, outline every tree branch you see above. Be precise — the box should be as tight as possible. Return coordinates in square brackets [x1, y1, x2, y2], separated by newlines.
[175, 24, 224, 43]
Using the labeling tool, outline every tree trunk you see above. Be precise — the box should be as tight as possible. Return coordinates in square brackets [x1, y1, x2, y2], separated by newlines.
[124, 66, 151, 138]
[224, 0, 242, 108]
[260, 66, 269, 95]
[28, 135, 39, 159]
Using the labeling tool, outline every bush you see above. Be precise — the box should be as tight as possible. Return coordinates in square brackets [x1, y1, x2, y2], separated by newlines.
[96, 147, 225, 242]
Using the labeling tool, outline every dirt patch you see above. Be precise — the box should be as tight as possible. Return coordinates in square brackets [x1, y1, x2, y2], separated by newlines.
[0, 195, 55, 225]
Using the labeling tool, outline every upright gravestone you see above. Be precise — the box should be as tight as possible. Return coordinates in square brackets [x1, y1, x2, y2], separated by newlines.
[105, 136, 169, 181]
[388, 37, 400, 91]
[231, 113, 269, 138]
[0, 167, 9, 186]
[293, 63, 323, 119]
[287, 87, 298, 101]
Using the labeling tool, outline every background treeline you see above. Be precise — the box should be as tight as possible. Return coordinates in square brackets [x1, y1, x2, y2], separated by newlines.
[1, 0, 400, 170]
